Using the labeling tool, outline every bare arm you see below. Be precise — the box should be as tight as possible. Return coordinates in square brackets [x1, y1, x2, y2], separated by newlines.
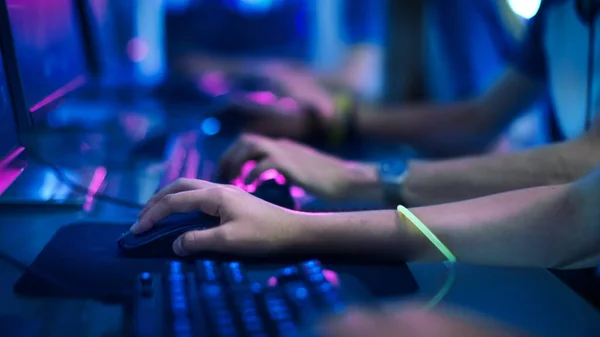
[399, 125, 600, 206]
[354, 69, 542, 156]
[298, 168, 600, 269]
[318, 44, 383, 96]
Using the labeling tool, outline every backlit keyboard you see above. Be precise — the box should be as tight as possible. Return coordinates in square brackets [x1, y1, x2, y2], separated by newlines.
[132, 260, 344, 337]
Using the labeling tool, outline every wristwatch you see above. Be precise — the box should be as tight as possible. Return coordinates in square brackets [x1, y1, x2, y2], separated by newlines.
[378, 159, 409, 205]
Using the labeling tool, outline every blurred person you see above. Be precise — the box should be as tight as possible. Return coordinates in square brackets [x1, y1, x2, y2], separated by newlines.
[213, 0, 600, 208]
[219, 0, 591, 158]
[177, 0, 520, 125]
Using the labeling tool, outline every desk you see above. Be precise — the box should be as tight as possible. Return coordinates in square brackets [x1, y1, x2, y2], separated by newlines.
[1, 127, 600, 337]
[2, 200, 600, 336]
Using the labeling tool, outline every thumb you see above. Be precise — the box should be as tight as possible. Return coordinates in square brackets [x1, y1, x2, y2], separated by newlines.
[173, 228, 224, 256]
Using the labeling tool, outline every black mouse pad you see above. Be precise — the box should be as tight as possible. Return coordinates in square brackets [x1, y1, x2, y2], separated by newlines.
[14, 222, 418, 301]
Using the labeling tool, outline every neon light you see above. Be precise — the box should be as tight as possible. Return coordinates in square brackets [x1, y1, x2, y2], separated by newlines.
[0, 146, 25, 169]
[83, 166, 107, 211]
[507, 0, 541, 19]
[289, 186, 305, 198]
[183, 148, 200, 179]
[267, 269, 340, 288]
[0, 167, 24, 196]
[198, 72, 230, 97]
[126, 37, 150, 63]
[201, 118, 221, 135]
[29, 75, 86, 113]
[245, 91, 277, 105]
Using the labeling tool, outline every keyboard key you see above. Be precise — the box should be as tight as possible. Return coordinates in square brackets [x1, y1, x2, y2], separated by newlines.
[223, 262, 248, 285]
[168, 262, 193, 336]
[201, 284, 241, 337]
[133, 260, 347, 337]
[231, 284, 268, 335]
[276, 266, 301, 283]
[260, 289, 298, 337]
[196, 260, 222, 283]
[281, 281, 317, 324]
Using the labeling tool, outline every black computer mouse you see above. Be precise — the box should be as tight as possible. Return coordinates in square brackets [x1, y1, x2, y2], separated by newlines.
[117, 211, 220, 257]
[253, 179, 296, 210]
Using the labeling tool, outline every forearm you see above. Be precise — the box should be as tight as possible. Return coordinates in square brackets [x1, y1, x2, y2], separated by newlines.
[402, 137, 600, 206]
[297, 182, 599, 268]
[356, 101, 497, 156]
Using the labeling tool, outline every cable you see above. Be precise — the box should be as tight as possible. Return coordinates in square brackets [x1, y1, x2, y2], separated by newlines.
[26, 148, 144, 209]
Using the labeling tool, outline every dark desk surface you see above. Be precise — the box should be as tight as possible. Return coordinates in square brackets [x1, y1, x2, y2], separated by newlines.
[1, 105, 600, 337]
[4, 211, 600, 337]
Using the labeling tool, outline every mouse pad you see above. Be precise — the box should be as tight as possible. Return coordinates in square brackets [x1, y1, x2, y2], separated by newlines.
[14, 222, 418, 301]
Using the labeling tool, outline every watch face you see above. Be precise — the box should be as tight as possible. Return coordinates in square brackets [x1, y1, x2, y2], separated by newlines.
[380, 160, 407, 177]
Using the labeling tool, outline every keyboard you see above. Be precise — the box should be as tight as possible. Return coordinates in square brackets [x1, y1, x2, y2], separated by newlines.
[132, 260, 344, 337]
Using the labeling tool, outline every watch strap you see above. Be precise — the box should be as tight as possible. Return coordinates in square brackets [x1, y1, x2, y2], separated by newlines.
[378, 160, 409, 205]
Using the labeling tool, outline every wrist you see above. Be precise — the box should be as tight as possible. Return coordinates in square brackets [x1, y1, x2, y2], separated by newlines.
[286, 211, 389, 255]
[288, 210, 428, 260]
[303, 91, 359, 145]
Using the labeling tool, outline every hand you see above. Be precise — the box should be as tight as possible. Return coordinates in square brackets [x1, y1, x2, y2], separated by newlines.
[131, 179, 306, 256]
[221, 64, 339, 140]
[260, 63, 336, 120]
[219, 134, 380, 202]
[319, 305, 530, 337]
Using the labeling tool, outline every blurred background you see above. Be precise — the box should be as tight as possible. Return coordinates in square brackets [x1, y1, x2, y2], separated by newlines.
[88, 0, 545, 150]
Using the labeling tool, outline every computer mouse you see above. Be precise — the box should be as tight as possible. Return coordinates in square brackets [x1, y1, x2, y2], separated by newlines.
[252, 179, 296, 210]
[117, 211, 220, 257]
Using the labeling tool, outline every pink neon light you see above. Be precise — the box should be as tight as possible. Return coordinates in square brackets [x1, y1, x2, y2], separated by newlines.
[245, 184, 257, 193]
[323, 269, 340, 287]
[164, 145, 186, 184]
[235, 160, 298, 197]
[30, 75, 86, 113]
[241, 160, 256, 177]
[267, 269, 340, 288]
[198, 71, 230, 96]
[260, 168, 278, 181]
[126, 37, 150, 63]
[83, 166, 107, 211]
[0, 168, 25, 196]
[289, 186, 305, 198]
[183, 148, 200, 179]
[245, 91, 277, 105]
[0, 146, 25, 169]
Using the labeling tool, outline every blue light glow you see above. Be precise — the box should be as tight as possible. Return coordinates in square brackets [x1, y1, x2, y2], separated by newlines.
[508, 0, 541, 19]
[231, 0, 277, 14]
[201, 117, 221, 135]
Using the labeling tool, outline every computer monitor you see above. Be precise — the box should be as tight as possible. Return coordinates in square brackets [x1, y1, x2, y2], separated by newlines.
[0, 0, 102, 209]
[77, 0, 122, 83]
[0, 0, 90, 129]
[0, 42, 21, 168]
[0, 30, 89, 208]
